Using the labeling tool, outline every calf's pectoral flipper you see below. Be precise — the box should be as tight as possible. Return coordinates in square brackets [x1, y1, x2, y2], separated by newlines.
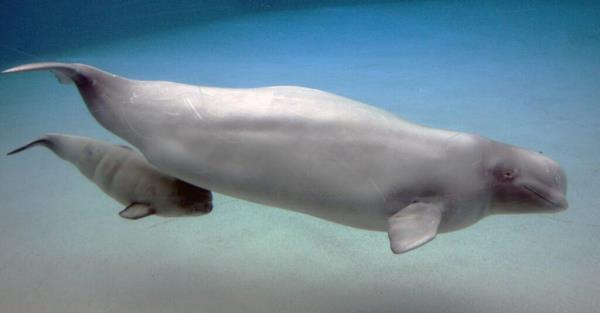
[388, 202, 443, 254]
[119, 203, 156, 220]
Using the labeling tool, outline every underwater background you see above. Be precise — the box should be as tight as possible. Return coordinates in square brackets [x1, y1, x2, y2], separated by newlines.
[1, 1, 599, 312]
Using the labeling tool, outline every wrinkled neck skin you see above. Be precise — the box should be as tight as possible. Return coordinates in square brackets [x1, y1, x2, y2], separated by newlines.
[434, 135, 496, 233]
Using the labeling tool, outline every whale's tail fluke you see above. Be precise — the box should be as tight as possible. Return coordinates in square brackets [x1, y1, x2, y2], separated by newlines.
[3, 62, 132, 144]
[2, 62, 123, 88]
[7, 138, 52, 156]
[2, 62, 92, 85]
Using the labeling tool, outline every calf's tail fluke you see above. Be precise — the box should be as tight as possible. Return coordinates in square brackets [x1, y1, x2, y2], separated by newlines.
[2, 62, 98, 85]
[7, 138, 52, 156]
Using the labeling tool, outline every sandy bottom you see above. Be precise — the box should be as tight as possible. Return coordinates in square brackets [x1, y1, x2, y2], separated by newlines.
[0, 2, 598, 313]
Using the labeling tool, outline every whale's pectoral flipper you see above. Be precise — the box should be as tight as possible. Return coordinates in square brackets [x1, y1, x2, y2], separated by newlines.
[388, 202, 442, 254]
[119, 203, 156, 220]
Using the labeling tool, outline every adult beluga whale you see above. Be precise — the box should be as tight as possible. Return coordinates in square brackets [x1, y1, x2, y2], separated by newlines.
[3, 62, 569, 254]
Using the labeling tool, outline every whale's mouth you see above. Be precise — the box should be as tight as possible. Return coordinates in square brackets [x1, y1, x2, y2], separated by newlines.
[523, 185, 568, 210]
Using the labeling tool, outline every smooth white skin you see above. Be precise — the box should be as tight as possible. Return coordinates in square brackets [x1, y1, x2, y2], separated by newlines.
[72, 66, 497, 231]
[32, 134, 211, 217]
[3, 63, 568, 233]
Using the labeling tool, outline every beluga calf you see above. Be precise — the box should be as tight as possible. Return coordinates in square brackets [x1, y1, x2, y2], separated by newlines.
[7, 133, 213, 219]
[3, 63, 568, 253]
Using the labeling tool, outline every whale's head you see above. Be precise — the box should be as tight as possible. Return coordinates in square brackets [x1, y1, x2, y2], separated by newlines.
[485, 142, 568, 214]
[171, 179, 213, 216]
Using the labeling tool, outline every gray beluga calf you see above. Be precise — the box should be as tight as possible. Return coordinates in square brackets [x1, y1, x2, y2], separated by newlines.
[3, 63, 568, 253]
[7, 133, 213, 219]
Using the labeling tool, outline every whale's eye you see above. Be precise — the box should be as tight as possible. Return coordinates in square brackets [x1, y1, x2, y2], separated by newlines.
[493, 165, 518, 182]
[501, 169, 517, 181]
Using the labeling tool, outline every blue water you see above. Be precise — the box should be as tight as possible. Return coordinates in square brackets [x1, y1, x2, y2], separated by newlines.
[1, 1, 599, 312]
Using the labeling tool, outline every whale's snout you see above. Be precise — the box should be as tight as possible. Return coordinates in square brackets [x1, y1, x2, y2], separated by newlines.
[523, 184, 568, 212]
[199, 203, 213, 214]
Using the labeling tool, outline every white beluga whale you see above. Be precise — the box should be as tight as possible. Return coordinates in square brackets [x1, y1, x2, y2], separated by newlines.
[3, 63, 568, 253]
[7, 133, 213, 219]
